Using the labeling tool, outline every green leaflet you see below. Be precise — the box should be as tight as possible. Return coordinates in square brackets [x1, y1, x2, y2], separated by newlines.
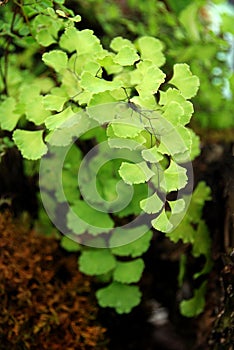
[192, 220, 212, 259]
[170, 63, 200, 99]
[185, 181, 212, 222]
[141, 146, 164, 163]
[86, 102, 118, 124]
[45, 106, 75, 130]
[60, 27, 103, 55]
[43, 86, 68, 111]
[119, 161, 155, 185]
[61, 69, 82, 98]
[135, 36, 165, 67]
[131, 60, 166, 97]
[162, 101, 184, 125]
[110, 37, 135, 51]
[107, 118, 148, 150]
[89, 91, 117, 106]
[132, 94, 157, 110]
[166, 217, 196, 244]
[168, 198, 186, 215]
[32, 14, 62, 46]
[180, 282, 207, 317]
[0, 97, 21, 131]
[152, 209, 173, 233]
[80, 72, 122, 93]
[46, 111, 91, 146]
[46, 126, 76, 147]
[98, 53, 122, 75]
[159, 88, 194, 124]
[42, 50, 68, 72]
[19, 84, 41, 105]
[55, 9, 81, 22]
[109, 225, 151, 248]
[157, 127, 189, 158]
[140, 192, 164, 214]
[111, 230, 153, 257]
[60, 235, 81, 252]
[82, 59, 101, 76]
[110, 118, 143, 138]
[19, 83, 52, 124]
[137, 65, 165, 97]
[108, 136, 146, 150]
[13, 130, 47, 160]
[113, 259, 145, 283]
[79, 249, 116, 275]
[113, 46, 140, 66]
[160, 160, 188, 192]
[67, 200, 114, 235]
[96, 282, 142, 314]
[26, 96, 51, 125]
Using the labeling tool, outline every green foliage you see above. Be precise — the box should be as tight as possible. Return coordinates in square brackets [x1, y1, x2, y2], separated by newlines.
[13, 130, 47, 160]
[79, 250, 116, 275]
[0, 0, 213, 316]
[0, 97, 21, 131]
[180, 281, 207, 317]
[72, 0, 234, 130]
[110, 229, 153, 257]
[170, 64, 200, 99]
[118, 161, 155, 185]
[60, 235, 82, 252]
[96, 282, 142, 314]
[113, 259, 145, 283]
[167, 181, 212, 317]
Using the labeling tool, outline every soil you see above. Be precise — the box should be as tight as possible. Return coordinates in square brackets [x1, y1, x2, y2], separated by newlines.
[0, 139, 233, 350]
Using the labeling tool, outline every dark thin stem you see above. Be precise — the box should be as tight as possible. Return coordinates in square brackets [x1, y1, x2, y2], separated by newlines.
[15, 0, 33, 37]
[0, 59, 5, 95]
[2, 36, 11, 95]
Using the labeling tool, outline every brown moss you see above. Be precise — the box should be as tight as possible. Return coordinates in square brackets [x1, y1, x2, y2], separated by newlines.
[0, 211, 108, 350]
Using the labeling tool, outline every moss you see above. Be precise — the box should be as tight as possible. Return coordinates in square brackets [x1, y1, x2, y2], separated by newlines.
[0, 211, 108, 350]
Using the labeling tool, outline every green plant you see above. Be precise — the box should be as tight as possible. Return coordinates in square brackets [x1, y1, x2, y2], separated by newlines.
[72, 0, 234, 130]
[0, 0, 212, 316]
[175, 181, 212, 316]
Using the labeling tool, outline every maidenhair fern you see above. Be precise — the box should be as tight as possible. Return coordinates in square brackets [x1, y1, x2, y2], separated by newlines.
[0, 0, 212, 316]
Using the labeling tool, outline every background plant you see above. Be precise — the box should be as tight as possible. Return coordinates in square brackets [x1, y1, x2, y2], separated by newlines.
[0, 0, 212, 316]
